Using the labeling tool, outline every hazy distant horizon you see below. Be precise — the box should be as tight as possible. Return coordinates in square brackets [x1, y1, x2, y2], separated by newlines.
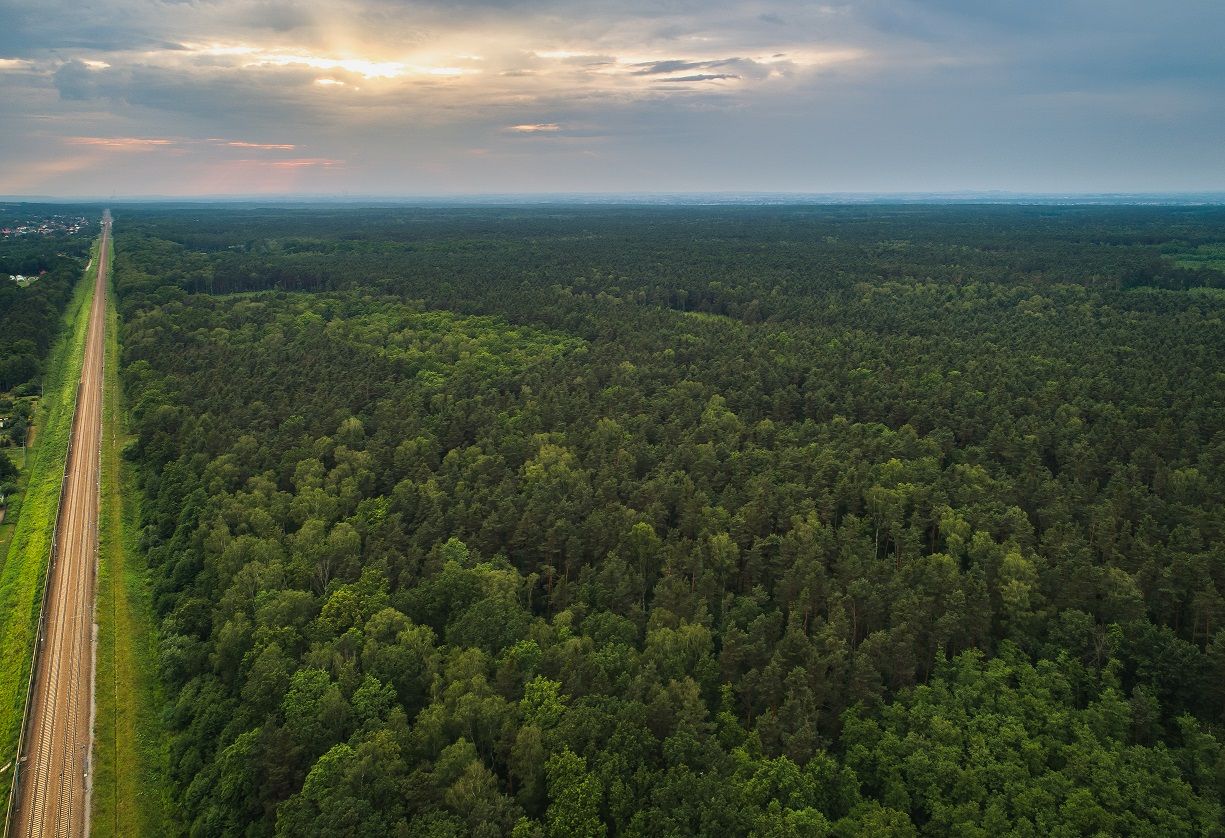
[6, 191, 1225, 208]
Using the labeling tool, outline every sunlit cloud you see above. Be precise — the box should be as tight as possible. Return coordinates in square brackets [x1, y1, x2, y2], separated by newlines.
[656, 74, 739, 84]
[186, 44, 405, 79]
[66, 136, 175, 150]
[254, 54, 407, 79]
[179, 43, 487, 80]
[220, 141, 297, 150]
[190, 44, 260, 57]
[632, 59, 737, 76]
[533, 50, 590, 60]
[67, 136, 300, 154]
[4, 0, 1218, 195]
[266, 158, 343, 169]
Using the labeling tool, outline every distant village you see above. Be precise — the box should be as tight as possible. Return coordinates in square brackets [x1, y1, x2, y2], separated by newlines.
[0, 214, 90, 239]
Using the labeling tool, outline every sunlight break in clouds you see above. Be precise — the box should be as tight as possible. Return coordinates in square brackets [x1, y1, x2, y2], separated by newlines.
[194, 45, 408, 79]
[68, 137, 298, 153]
[266, 158, 343, 169]
[189, 44, 476, 80]
[67, 137, 176, 149]
[222, 141, 297, 150]
[1, 0, 1222, 194]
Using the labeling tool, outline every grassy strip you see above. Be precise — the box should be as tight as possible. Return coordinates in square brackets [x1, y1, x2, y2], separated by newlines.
[1, 371, 50, 574]
[0, 240, 96, 807]
[1, 422, 36, 579]
[92, 255, 176, 835]
[0, 520, 9, 580]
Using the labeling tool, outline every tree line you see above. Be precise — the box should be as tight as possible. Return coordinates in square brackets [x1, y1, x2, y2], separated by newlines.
[0, 205, 94, 480]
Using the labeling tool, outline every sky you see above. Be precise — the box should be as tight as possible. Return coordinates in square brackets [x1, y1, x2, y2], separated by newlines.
[1, 0, 1223, 197]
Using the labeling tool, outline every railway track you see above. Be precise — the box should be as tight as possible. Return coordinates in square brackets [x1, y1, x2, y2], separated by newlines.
[8, 211, 110, 838]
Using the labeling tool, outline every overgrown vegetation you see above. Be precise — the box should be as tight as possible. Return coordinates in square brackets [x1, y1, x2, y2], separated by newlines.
[0, 205, 93, 399]
[0, 207, 92, 575]
[92, 256, 175, 836]
[111, 205, 1225, 835]
[0, 241, 94, 808]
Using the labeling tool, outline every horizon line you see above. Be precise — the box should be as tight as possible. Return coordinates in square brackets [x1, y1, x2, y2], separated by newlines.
[4, 190, 1225, 207]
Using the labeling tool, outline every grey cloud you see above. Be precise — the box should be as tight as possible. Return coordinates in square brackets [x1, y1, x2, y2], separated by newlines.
[657, 74, 738, 83]
[632, 58, 776, 82]
[4, 0, 1225, 195]
[239, 2, 315, 32]
[847, 0, 1035, 40]
[53, 60, 121, 101]
[0, 0, 179, 55]
[632, 59, 738, 76]
[542, 54, 618, 67]
[51, 57, 323, 128]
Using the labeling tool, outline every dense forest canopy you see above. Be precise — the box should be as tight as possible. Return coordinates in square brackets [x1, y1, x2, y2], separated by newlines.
[111, 204, 1225, 835]
[0, 205, 94, 448]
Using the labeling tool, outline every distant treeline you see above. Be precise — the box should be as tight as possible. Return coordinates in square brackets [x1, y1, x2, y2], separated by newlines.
[0, 207, 93, 395]
[111, 204, 1225, 309]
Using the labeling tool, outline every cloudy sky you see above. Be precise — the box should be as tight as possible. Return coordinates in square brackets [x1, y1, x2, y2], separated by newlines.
[1, 0, 1222, 196]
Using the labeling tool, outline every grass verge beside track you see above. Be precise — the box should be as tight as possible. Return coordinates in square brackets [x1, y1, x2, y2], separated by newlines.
[0, 240, 95, 809]
[91, 266, 175, 836]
